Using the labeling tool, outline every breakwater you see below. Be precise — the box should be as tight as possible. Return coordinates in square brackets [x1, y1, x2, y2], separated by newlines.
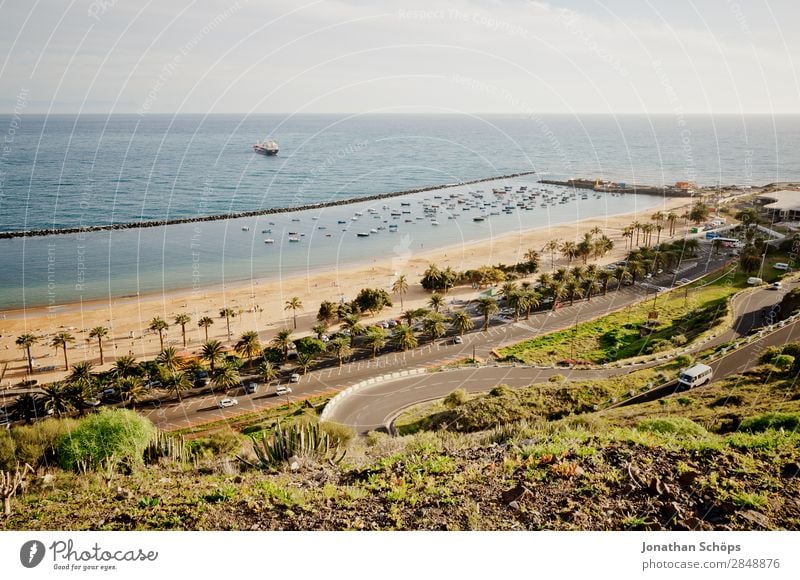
[539, 178, 697, 197]
[0, 171, 537, 240]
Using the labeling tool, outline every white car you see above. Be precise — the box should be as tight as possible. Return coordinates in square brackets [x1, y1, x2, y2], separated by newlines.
[276, 386, 293, 396]
[289, 373, 301, 383]
[218, 397, 238, 408]
[453, 336, 464, 345]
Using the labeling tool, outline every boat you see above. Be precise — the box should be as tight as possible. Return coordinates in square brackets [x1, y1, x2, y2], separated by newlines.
[288, 237, 300, 243]
[431, 221, 440, 226]
[473, 216, 485, 222]
[356, 232, 370, 237]
[337, 220, 347, 224]
[261, 229, 272, 234]
[264, 238, 275, 244]
[253, 139, 279, 156]
[241, 226, 250, 231]
[370, 228, 378, 234]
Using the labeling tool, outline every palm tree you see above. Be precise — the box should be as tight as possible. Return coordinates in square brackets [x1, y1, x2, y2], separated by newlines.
[271, 329, 294, 362]
[11, 393, 39, 424]
[393, 324, 418, 352]
[65, 361, 97, 415]
[363, 327, 388, 358]
[428, 293, 445, 313]
[627, 260, 646, 284]
[560, 240, 578, 265]
[500, 282, 518, 302]
[667, 211, 678, 236]
[235, 330, 261, 361]
[475, 297, 499, 331]
[201, 339, 225, 373]
[614, 267, 630, 291]
[198, 316, 214, 341]
[538, 272, 553, 289]
[329, 336, 353, 367]
[550, 282, 568, 310]
[50, 331, 75, 371]
[148, 317, 169, 350]
[211, 364, 240, 394]
[174, 313, 191, 347]
[651, 211, 665, 227]
[86, 326, 109, 365]
[543, 239, 560, 270]
[15, 333, 38, 374]
[157, 346, 181, 372]
[598, 271, 615, 296]
[584, 277, 601, 302]
[317, 301, 337, 325]
[219, 308, 236, 340]
[565, 279, 583, 305]
[118, 376, 147, 410]
[312, 323, 329, 340]
[341, 314, 365, 337]
[521, 289, 540, 319]
[163, 370, 192, 403]
[450, 310, 474, 336]
[284, 297, 303, 330]
[39, 384, 73, 418]
[523, 248, 540, 272]
[392, 274, 409, 310]
[257, 360, 278, 386]
[422, 313, 446, 343]
[113, 355, 138, 378]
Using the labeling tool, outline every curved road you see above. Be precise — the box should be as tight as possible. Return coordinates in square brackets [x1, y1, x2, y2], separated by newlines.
[328, 275, 799, 433]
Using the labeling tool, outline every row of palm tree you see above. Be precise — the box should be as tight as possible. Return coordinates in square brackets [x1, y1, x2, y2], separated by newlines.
[557, 229, 615, 266]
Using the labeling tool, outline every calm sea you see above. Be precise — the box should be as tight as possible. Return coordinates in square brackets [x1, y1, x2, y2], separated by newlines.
[0, 114, 797, 310]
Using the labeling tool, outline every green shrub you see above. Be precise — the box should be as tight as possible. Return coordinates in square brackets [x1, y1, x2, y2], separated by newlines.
[772, 354, 795, 372]
[636, 417, 708, 437]
[0, 430, 16, 471]
[10, 419, 78, 469]
[443, 389, 469, 408]
[187, 427, 244, 459]
[671, 334, 688, 347]
[674, 354, 694, 367]
[57, 409, 155, 472]
[739, 412, 800, 433]
[320, 422, 355, 447]
[489, 385, 512, 397]
[247, 421, 345, 467]
[548, 374, 566, 383]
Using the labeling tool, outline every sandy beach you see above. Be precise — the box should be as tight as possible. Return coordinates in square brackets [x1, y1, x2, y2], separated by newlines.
[0, 196, 690, 387]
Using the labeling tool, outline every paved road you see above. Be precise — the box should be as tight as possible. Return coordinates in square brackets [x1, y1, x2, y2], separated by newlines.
[327, 272, 799, 433]
[54, 247, 728, 431]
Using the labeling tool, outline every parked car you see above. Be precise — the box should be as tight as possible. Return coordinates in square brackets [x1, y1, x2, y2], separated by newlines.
[747, 277, 763, 285]
[244, 382, 259, 394]
[770, 281, 782, 290]
[289, 373, 301, 383]
[774, 262, 790, 271]
[218, 397, 238, 408]
[453, 336, 464, 345]
[83, 399, 101, 408]
[276, 385, 293, 396]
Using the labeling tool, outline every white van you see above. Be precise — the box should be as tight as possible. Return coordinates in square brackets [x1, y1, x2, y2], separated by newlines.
[747, 277, 763, 286]
[774, 263, 789, 271]
[678, 364, 713, 389]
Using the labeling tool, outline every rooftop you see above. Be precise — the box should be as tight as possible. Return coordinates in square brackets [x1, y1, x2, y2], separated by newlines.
[759, 190, 800, 212]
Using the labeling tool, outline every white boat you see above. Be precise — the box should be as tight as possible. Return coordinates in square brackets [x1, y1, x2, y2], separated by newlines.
[264, 238, 275, 244]
[356, 232, 370, 238]
[431, 221, 440, 226]
[288, 237, 300, 243]
[241, 226, 250, 231]
[253, 139, 279, 156]
[370, 228, 378, 234]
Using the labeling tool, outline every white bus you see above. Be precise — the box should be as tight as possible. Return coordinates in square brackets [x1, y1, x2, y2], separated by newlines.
[678, 364, 713, 389]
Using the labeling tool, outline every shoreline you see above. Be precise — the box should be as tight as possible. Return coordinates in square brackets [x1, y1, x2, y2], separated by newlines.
[0, 195, 691, 387]
[0, 171, 537, 239]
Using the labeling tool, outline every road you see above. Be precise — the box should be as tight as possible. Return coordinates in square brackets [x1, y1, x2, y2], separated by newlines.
[327, 272, 799, 433]
[132, 248, 735, 430]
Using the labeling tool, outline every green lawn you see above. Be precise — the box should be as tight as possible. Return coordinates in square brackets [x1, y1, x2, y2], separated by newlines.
[497, 265, 774, 365]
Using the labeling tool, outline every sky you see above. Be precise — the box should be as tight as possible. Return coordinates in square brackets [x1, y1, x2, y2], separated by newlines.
[0, 0, 798, 115]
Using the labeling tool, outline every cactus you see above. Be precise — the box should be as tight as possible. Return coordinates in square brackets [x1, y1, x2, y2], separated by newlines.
[243, 421, 346, 468]
[144, 431, 193, 465]
[1, 463, 32, 517]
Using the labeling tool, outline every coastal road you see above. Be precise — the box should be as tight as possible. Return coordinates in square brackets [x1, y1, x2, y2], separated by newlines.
[132, 249, 732, 430]
[326, 274, 799, 433]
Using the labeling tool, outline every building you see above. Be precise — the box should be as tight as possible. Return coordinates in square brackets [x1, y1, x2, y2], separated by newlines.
[758, 190, 800, 220]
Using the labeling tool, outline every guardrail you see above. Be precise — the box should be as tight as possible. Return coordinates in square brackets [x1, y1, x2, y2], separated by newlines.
[320, 367, 428, 423]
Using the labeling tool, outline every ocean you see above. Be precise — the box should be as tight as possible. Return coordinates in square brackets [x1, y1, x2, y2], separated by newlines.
[0, 114, 798, 310]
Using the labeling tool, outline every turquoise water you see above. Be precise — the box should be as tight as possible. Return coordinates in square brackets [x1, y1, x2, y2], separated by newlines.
[0, 114, 797, 309]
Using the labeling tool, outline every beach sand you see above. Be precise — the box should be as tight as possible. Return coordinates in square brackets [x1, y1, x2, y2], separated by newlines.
[0, 197, 690, 387]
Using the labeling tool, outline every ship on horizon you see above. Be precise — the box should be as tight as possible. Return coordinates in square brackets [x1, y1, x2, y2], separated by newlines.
[253, 139, 279, 156]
